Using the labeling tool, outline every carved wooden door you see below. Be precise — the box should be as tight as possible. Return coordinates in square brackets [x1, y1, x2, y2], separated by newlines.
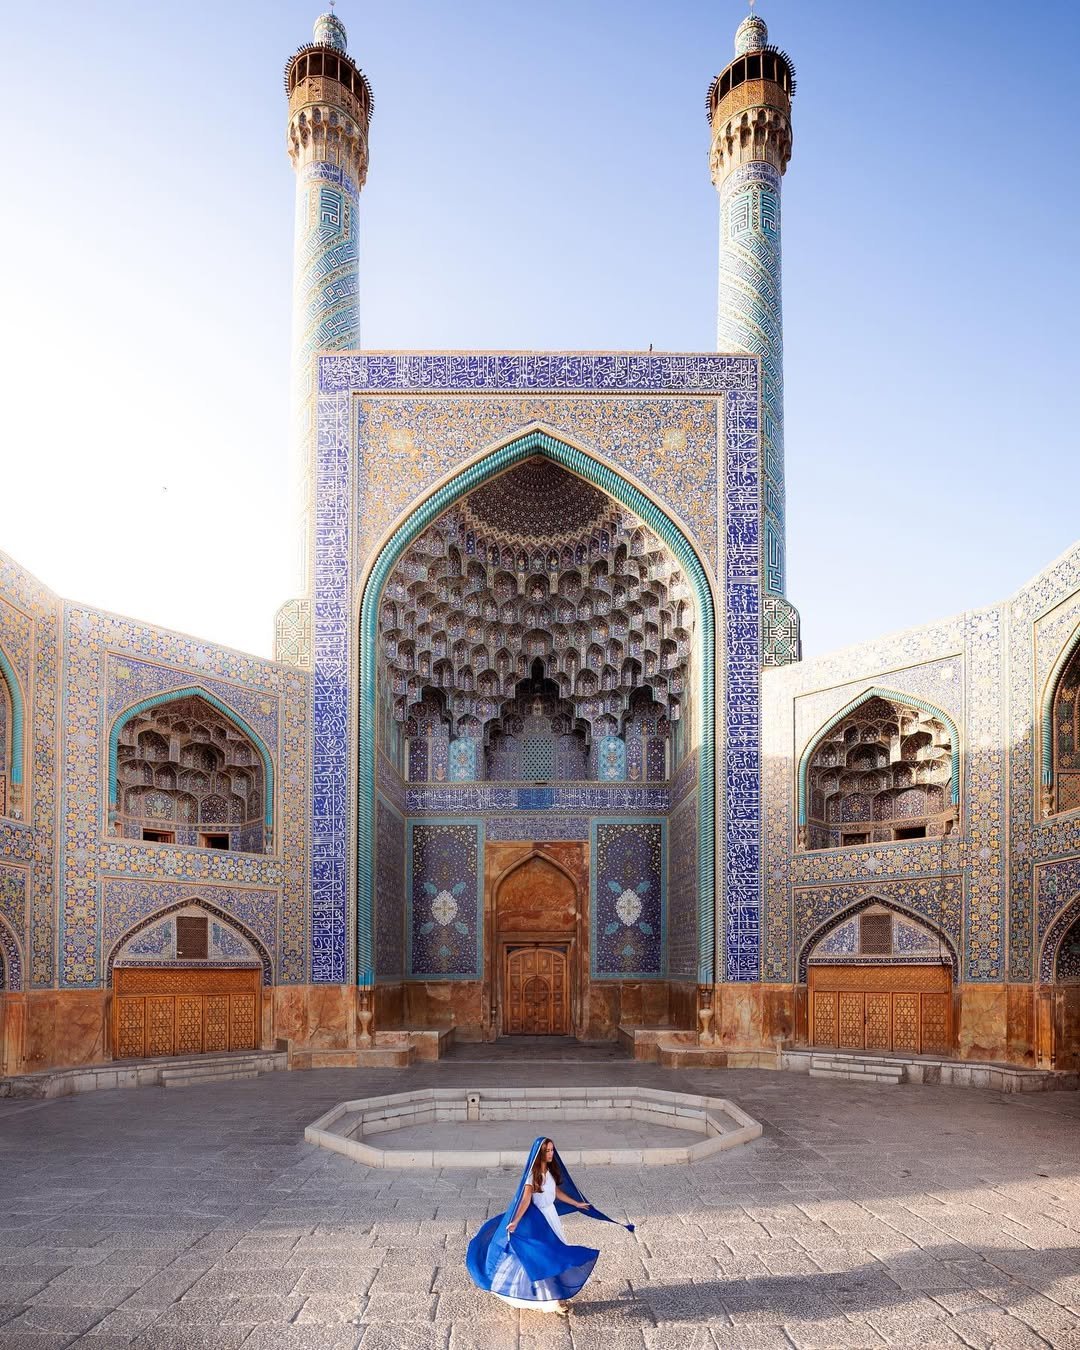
[504, 946, 568, 1035]
[809, 965, 952, 1055]
[113, 967, 260, 1058]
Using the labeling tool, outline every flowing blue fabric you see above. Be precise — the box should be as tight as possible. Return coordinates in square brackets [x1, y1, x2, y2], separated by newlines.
[466, 1137, 635, 1304]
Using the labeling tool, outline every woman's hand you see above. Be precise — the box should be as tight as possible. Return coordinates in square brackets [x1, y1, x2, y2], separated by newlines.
[576, 1200, 590, 1210]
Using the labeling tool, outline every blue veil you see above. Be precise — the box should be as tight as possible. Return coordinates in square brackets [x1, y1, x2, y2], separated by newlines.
[466, 1137, 634, 1303]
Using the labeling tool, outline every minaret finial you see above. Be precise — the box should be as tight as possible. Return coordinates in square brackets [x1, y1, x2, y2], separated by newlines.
[313, 3, 348, 51]
[734, 5, 768, 54]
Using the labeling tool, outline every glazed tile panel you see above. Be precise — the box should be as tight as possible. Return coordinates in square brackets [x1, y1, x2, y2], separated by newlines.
[667, 795, 699, 980]
[407, 820, 482, 979]
[591, 820, 665, 978]
[1009, 554, 1080, 980]
[374, 795, 405, 979]
[718, 162, 785, 598]
[0, 556, 59, 987]
[100, 879, 277, 984]
[0, 862, 26, 989]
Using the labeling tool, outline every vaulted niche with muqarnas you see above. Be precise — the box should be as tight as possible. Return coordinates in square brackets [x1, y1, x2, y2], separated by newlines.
[114, 695, 267, 853]
[1044, 633, 1080, 816]
[804, 695, 956, 849]
[377, 457, 693, 783]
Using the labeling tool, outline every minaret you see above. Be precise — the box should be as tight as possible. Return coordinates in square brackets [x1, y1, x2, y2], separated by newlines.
[708, 10, 801, 666]
[276, 9, 373, 668]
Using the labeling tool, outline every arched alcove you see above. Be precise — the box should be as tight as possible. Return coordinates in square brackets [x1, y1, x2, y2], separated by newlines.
[1041, 900, 1080, 1071]
[109, 691, 273, 853]
[1041, 623, 1080, 817]
[0, 913, 23, 992]
[493, 850, 580, 1037]
[799, 897, 955, 1056]
[358, 428, 717, 994]
[799, 690, 959, 850]
[0, 644, 26, 820]
[108, 901, 268, 1061]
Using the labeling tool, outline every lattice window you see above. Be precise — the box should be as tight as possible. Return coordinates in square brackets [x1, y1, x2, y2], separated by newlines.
[176, 916, 209, 960]
[860, 913, 893, 956]
[521, 736, 555, 782]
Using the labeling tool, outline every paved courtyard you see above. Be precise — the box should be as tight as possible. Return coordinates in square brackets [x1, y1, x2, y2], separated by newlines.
[1, 1055, 1079, 1349]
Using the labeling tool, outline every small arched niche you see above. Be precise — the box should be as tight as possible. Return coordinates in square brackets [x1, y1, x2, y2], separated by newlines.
[1043, 630, 1080, 817]
[112, 904, 262, 972]
[114, 694, 268, 853]
[803, 900, 954, 1057]
[807, 904, 952, 968]
[803, 694, 957, 850]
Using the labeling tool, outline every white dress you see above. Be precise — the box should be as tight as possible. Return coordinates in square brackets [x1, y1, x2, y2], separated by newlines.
[492, 1171, 567, 1310]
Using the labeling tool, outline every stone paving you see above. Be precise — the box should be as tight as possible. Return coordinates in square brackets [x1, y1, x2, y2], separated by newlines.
[1, 1057, 1079, 1349]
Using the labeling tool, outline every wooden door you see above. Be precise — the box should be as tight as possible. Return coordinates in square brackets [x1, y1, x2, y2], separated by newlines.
[504, 946, 569, 1035]
[112, 967, 261, 1059]
[808, 964, 952, 1055]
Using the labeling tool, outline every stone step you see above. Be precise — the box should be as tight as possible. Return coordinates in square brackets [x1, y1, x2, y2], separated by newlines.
[657, 1047, 730, 1069]
[810, 1055, 904, 1077]
[371, 1027, 454, 1062]
[357, 1046, 414, 1068]
[158, 1057, 274, 1079]
[809, 1067, 901, 1085]
[162, 1068, 262, 1088]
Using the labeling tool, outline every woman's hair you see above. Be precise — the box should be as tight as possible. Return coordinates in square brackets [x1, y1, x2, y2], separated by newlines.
[530, 1139, 562, 1191]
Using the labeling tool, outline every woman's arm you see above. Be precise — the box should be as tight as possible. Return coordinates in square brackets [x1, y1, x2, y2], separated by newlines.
[555, 1187, 589, 1209]
[506, 1184, 534, 1233]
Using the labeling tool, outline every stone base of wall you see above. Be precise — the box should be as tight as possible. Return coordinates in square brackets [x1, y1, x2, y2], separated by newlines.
[720, 982, 1048, 1067]
[1, 980, 1061, 1075]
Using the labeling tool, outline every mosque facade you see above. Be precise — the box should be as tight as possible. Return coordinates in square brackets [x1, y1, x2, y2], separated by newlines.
[1, 12, 1078, 1079]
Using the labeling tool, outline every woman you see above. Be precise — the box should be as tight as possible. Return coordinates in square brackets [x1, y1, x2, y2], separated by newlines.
[466, 1136, 634, 1314]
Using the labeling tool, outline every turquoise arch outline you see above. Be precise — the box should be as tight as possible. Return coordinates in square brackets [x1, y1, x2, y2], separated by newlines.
[797, 686, 961, 829]
[0, 643, 25, 791]
[1041, 620, 1080, 791]
[357, 428, 717, 987]
[107, 686, 275, 835]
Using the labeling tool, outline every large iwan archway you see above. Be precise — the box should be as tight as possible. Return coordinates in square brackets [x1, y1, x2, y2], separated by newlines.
[356, 429, 718, 1018]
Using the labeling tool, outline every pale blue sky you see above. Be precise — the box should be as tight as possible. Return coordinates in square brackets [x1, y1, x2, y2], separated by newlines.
[2, 1, 1077, 658]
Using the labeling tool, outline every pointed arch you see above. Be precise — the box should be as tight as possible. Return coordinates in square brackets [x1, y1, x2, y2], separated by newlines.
[0, 912, 23, 991]
[107, 686, 275, 838]
[492, 845, 580, 899]
[1039, 891, 1080, 983]
[1040, 618, 1080, 804]
[797, 892, 958, 984]
[797, 686, 960, 829]
[105, 896, 273, 986]
[357, 427, 717, 986]
[0, 643, 26, 809]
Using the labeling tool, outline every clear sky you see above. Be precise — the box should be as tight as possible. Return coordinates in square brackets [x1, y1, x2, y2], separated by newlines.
[2, 0, 1078, 659]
